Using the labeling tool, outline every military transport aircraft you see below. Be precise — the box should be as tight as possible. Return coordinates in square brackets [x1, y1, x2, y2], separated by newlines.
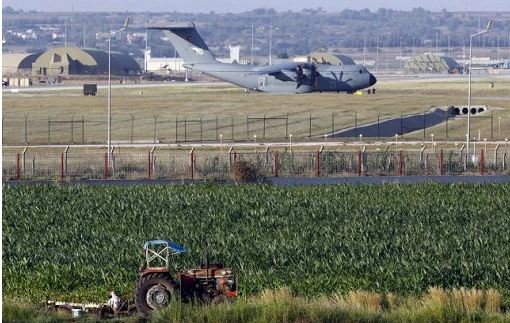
[149, 23, 376, 94]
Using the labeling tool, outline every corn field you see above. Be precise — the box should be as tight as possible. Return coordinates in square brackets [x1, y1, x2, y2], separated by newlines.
[3, 184, 510, 302]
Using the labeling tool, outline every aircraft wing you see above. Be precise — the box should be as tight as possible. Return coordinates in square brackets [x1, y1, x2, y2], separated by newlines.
[253, 62, 300, 74]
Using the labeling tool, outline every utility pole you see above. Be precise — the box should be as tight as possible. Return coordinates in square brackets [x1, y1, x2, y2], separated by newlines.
[363, 35, 366, 65]
[145, 21, 148, 72]
[376, 35, 379, 73]
[251, 21, 254, 65]
[268, 21, 272, 65]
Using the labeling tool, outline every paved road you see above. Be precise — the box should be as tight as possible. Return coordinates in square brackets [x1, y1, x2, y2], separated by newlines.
[4, 73, 509, 93]
[4, 138, 510, 151]
[330, 107, 454, 138]
[2, 81, 228, 93]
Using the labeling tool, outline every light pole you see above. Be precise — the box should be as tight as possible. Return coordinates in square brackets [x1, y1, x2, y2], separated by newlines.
[64, 18, 75, 48]
[264, 22, 278, 65]
[251, 21, 254, 65]
[107, 18, 129, 170]
[467, 19, 492, 154]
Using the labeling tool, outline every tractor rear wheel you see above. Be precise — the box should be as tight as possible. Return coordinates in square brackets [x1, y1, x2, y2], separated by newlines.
[134, 273, 177, 316]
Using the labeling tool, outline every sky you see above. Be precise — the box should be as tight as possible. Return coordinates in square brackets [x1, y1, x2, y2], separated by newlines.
[3, 0, 510, 13]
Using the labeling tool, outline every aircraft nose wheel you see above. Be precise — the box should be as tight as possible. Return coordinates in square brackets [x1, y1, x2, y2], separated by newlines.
[146, 285, 170, 309]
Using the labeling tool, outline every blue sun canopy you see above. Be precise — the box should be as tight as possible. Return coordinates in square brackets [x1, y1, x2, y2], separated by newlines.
[143, 240, 187, 254]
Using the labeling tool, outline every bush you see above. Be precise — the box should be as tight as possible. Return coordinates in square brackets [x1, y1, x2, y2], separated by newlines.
[232, 161, 259, 183]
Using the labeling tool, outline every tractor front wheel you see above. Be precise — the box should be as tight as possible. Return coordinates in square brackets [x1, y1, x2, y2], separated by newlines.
[134, 273, 177, 316]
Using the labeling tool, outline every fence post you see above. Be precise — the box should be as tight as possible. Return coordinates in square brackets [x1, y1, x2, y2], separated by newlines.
[491, 113, 494, 140]
[400, 114, 403, 136]
[190, 149, 194, 180]
[399, 150, 404, 176]
[354, 114, 358, 138]
[309, 114, 312, 139]
[16, 153, 21, 180]
[24, 114, 28, 145]
[423, 112, 426, 140]
[445, 112, 448, 139]
[153, 115, 158, 143]
[48, 118, 51, 144]
[440, 149, 444, 175]
[274, 151, 279, 177]
[71, 115, 74, 144]
[60, 153, 64, 182]
[216, 116, 219, 141]
[81, 115, 85, 144]
[104, 152, 109, 179]
[357, 150, 362, 176]
[200, 116, 203, 142]
[263, 114, 266, 140]
[148, 151, 152, 180]
[331, 112, 335, 137]
[377, 114, 380, 138]
[246, 116, 249, 141]
[131, 115, 136, 144]
[231, 115, 234, 141]
[317, 150, 321, 177]
[175, 116, 178, 142]
[184, 117, 187, 142]
[480, 149, 485, 175]
[285, 113, 289, 139]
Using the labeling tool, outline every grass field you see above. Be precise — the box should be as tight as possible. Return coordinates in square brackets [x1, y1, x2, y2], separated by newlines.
[3, 77, 510, 145]
[3, 183, 510, 304]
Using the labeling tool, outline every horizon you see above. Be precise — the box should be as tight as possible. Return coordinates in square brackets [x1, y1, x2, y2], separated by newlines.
[3, 0, 510, 13]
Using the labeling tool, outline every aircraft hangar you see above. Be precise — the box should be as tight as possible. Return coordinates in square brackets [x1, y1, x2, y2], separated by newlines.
[3, 47, 140, 79]
[404, 54, 462, 74]
[31, 47, 140, 76]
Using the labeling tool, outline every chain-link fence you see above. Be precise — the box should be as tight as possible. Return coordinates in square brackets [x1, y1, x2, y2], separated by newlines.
[3, 148, 509, 182]
[3, 111, 510, 145]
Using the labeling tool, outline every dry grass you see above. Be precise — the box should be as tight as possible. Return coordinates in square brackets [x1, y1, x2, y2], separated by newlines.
[4, 287, 508, 323]
[3, 78, 510, 145]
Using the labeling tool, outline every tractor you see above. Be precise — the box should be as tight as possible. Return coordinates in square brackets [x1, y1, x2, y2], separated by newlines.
[134, 240, 238, 315]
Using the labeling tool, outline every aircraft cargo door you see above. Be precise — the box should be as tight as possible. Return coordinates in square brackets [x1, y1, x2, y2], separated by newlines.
[257, 76, 266, 90]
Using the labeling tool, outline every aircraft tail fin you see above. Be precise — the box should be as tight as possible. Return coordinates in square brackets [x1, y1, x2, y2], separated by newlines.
[148, 23, 217, 64]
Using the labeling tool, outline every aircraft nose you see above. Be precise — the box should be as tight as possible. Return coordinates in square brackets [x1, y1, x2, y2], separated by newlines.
[369, 73, 377, 86]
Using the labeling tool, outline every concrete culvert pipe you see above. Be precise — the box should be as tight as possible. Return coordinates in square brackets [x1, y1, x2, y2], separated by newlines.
[470, 108, 477, 115]
[454, 107, 460, 115]
[478, 107, 486, 113]
[462, 107, 469, 114]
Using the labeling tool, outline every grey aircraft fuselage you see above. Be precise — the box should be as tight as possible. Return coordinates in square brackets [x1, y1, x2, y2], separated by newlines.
[150, 23, 377, 94]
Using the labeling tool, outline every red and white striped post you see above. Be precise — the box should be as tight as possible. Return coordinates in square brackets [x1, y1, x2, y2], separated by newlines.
[16, 153, 21, 181]
[190, 149, 195, 180]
